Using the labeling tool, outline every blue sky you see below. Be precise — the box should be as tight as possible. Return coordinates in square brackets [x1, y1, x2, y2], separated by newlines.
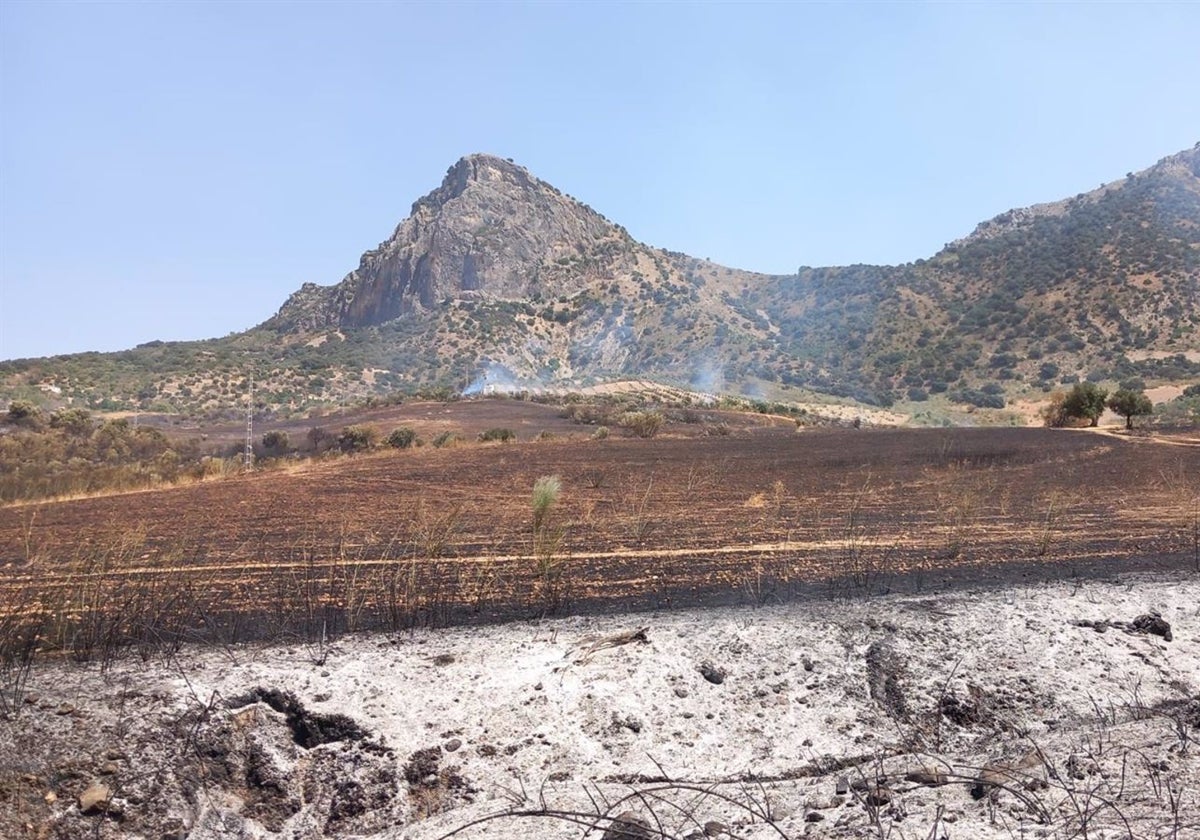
[1, 1, 1198, 360]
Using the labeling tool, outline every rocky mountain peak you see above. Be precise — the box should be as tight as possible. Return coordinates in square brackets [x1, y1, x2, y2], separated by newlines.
[411, 154, 538, 215]
[268, 154, 629, 332]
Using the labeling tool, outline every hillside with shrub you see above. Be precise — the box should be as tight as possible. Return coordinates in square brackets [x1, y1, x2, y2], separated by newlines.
[2, 145, 1198, 415]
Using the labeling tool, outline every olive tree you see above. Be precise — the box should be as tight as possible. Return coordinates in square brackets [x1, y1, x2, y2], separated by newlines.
[1106, 388, 1153, 430]
[1061, 382, 1109, 427]
[337, 425, 377, 453]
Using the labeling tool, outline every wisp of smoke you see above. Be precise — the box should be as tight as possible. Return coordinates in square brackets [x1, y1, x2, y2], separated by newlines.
[690, 359, 724, 404]
[739, 380, 765, 400]
[462, 362, 522, 397]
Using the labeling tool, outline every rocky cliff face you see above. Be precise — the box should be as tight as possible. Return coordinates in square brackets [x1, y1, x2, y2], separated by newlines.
[269, 155, 637, 331]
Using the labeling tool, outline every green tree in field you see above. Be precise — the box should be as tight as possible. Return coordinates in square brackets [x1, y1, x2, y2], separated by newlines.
[1061, 382, 1109, 427]
[1106, 388, 1153, 430]
[337, 425, 377, 453]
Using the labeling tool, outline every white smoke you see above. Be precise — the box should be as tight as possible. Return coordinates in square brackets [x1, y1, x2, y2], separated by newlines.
[462, 363, 523, 396]
[690, 360, 724, 404]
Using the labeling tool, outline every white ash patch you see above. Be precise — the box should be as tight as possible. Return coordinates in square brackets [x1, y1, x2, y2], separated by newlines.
[2, 573, 1197, 839]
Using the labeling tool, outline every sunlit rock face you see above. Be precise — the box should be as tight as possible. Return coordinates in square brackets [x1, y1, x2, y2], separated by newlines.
[270, 154, 632, 331]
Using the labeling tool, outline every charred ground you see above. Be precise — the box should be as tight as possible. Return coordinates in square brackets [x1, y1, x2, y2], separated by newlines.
[2, 418, 1196, 650]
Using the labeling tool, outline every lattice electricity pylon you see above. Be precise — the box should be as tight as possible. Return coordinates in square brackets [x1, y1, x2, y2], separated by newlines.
[244, 376, 254, 470]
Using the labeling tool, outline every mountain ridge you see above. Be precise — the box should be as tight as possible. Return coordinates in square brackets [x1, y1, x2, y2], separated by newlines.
[3, 144, 1199, 417]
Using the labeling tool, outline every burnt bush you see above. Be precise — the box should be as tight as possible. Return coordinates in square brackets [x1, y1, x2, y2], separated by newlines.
[477, 427, 515, 443]
[227, 688, 370, 748]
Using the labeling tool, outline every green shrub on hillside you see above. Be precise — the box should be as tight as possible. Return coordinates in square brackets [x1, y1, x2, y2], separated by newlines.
[618, 410, 665, 438]
[386, 427, 417, 449]
[0, 416, 202, 502]
[337, 425, 377, 453]
[4, 400, 42, 428]
[48, 407, 94, 435]
[950, 388, 1005, 409]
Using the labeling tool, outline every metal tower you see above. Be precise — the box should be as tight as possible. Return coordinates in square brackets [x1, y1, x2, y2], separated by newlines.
[244, 376, 254, 470]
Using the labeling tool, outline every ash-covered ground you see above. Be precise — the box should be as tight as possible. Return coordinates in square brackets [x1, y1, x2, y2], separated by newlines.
[3, 573, 1198, 840]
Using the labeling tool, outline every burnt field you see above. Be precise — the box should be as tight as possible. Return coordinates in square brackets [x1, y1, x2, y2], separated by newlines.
[1, 423, 1197, 653]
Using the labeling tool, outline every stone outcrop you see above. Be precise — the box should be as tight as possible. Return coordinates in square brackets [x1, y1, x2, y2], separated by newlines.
[269, 154, 635, 331]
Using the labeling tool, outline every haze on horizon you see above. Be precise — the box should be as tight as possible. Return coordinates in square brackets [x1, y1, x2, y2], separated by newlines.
[2, 2, 1198, 361]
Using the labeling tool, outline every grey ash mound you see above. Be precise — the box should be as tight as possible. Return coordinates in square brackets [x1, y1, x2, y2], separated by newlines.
[2, 574, 1198, 839]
